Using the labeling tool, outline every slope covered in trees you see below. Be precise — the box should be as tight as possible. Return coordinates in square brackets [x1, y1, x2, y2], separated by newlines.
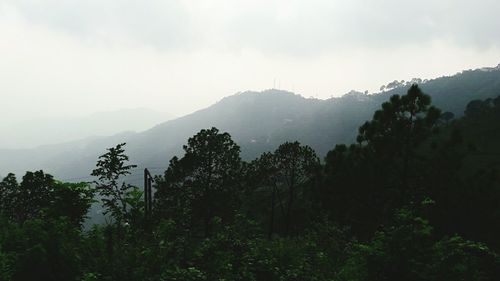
[1, 85, 500, 280]
[1, 65, 500, 182]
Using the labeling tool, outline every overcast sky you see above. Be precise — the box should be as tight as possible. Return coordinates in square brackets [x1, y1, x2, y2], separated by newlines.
[1, 0, 500, 122]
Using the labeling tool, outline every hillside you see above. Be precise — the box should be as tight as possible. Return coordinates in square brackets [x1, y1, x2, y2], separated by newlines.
[1, 65, 500, 181]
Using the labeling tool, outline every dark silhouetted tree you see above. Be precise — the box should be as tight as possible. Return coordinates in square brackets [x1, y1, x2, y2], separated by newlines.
[357, 84, 441, 197]
[258, 141, 320, 236]
[0, 173, 18, 220]
[155, 127, 242, 236]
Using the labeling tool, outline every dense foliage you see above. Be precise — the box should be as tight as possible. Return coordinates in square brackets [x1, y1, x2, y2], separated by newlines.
[1, 85, 500, 280]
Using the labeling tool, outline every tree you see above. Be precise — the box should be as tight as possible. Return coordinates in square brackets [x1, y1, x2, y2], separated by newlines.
[322, 143, 376, 230]
[357, 84, 441, 197]
[0, 173, 18, 220]
[274, 142, 320, 235]
[357, 84, 441, 151]
[320, 85, 443, 236]
[16, 171, 55, 222]
[50, 181, 95, 226]
[154, 127, 242, 236]
[1, 171, 93, 226]
[248, 152, 282, 238]
[91, 143, 137, 224]
[251, 142, 320, 236]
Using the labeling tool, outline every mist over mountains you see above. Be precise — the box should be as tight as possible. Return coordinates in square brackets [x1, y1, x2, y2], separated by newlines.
[0, 108, 174, 149]
[1, 64, 500, 182]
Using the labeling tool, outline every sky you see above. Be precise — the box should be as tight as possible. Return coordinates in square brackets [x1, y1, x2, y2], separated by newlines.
[1, 0, 500, 123]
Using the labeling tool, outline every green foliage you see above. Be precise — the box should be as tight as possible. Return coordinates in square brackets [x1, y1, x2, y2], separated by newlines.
[0, 170, 94, 281]
[0, 173, 18, 220]
[247, 142, 320, 236]
[161, 266, 207, 281]
[154, 127, 242, 236]
[357, 85, 440, 148]
[340, 208, 435, 281]
[356, 85, 441, 191]
[0, 244, 14, 281]
[0, 171, 94, 226]
[2, 87, 500, 280]
[430, 235, 500, 280]
[321, 86, 442, 236]
[91, 143, 137, 223]
[51, 181, 95, 226]
[339, 207, 500, 281]
[16, 171, 55, 222]
[0, 217, 83, 281]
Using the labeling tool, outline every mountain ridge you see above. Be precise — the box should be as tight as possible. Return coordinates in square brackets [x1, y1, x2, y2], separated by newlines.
[1, 65, 500, 181]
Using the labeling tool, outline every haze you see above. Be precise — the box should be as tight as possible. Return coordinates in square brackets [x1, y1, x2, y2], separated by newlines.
[1, 0, 500, 148]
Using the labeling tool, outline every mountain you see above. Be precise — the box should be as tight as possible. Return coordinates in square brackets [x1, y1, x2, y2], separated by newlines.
[0, 108, 174, 149]
[1, 64, 500, 182]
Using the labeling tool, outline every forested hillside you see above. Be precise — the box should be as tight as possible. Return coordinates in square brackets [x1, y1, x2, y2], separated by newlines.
[1, 65, 500, 182]
[1, 85, 499, 280]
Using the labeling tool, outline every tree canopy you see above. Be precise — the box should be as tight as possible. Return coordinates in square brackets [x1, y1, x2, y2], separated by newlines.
[1, 85, 500, 280]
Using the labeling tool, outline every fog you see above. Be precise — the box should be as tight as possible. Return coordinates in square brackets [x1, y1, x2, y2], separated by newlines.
[0, 108, 173, 149]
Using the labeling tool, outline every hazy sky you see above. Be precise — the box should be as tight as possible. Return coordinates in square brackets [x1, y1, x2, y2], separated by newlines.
[1, 0, 500, 122]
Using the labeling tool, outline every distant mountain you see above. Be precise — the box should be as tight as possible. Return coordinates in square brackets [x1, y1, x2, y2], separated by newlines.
[1, 64, 500, 182]
[0, 108, 174, 149]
